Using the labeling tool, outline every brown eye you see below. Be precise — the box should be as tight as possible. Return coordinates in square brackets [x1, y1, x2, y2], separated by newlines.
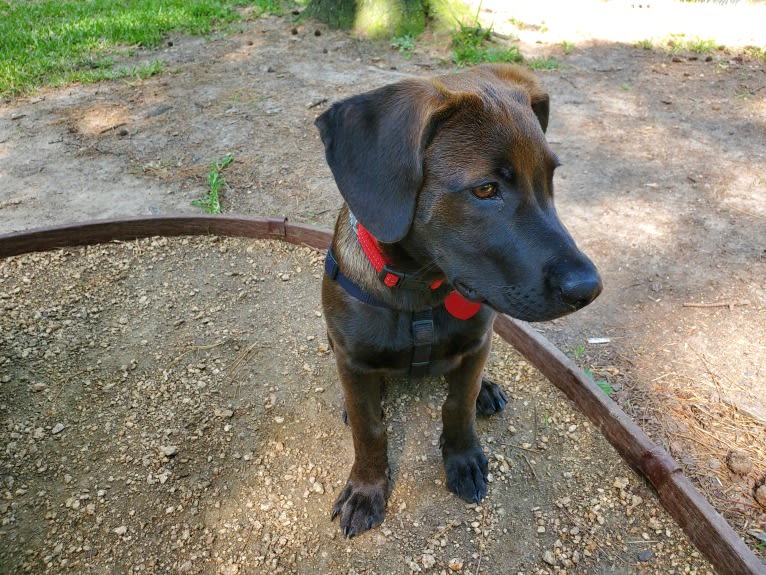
[472, 183, 498, 199]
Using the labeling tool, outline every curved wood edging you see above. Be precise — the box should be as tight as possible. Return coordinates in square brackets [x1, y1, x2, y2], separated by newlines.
[1, 215, 763, 575]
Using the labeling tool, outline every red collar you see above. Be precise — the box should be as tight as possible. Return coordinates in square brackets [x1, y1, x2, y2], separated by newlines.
[354, 221, 482, 320]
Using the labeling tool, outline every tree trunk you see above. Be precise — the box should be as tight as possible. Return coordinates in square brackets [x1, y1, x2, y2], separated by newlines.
[305, 0, 429, 38]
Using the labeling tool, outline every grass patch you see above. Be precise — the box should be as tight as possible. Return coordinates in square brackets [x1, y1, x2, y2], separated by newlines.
[527, 56, 559, 70]
[391, 34, 416, 54]
[451, 22, 522, 66]
[583, 368, 614, 397]
[0, 0, 283, 99]
[192, 154, 235, 214]
[665, 33, 718, 54]
[744, 46, 766, 61]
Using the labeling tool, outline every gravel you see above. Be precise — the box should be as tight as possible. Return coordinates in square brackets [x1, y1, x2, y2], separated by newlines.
[0, 236, 714, 573]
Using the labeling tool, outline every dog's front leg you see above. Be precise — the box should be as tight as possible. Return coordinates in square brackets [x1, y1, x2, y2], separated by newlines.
[331, 357, 388, 537]
[441, 336, 491, 503]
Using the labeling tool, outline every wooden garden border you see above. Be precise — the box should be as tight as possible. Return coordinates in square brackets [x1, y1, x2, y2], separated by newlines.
[1, 215, 763, 575]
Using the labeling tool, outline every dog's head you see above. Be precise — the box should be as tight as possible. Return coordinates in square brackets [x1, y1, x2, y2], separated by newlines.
[315, 64, 601, 322]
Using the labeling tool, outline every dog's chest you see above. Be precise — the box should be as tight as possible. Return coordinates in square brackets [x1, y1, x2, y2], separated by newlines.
[351, 306, 494, 377]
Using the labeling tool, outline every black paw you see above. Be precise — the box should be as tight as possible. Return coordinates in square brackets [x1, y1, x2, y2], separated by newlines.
[476, 377, 507, 416]
[331, 479, 387, 538]
[443, 446, 488, 503]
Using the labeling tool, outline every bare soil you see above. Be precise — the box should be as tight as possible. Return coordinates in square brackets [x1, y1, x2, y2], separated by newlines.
[1, 1, 765, 573]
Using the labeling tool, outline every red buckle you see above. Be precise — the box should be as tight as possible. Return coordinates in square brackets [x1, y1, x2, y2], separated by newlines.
[378, 265, 404, 288]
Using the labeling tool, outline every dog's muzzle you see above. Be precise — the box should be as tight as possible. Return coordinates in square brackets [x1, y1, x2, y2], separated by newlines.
[545, 256, 603, 311]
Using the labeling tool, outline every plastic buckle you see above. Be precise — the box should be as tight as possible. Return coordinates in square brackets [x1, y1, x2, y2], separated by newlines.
[378, 264, 405, 288]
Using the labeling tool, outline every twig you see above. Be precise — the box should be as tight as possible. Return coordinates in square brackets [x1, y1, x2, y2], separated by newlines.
[521, 453, 538, 481]
[227, 341, 259, 375]
[169, 340, 226, 367]
[682, 300, 750, 310]
[432, 519, 462, 542]
[99, 122, 127, 134]
[507, 443, 542, 454]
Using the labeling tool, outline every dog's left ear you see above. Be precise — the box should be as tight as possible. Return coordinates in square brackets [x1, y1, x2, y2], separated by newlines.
[315, 80, 452, 243]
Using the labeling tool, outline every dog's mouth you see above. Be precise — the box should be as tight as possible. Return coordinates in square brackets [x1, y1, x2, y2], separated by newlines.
[453, 280, 484, 303]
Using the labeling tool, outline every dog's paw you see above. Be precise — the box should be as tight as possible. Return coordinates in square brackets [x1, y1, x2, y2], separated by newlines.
[443, 446, 489, 503]
[476, 377, 507, 416]
[331, 479, 387, 538]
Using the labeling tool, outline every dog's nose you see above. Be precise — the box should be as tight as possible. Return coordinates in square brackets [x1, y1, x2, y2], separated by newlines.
[559, 273, 602, 309]
[545, 253, 602, 311]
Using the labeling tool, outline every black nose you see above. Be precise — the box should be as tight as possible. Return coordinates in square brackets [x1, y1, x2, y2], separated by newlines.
[547, 258, 603, 310]
[559, 273, 603, 309]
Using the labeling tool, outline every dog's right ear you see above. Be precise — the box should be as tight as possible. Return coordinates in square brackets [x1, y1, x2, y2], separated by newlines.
[315, 81, 452, 243]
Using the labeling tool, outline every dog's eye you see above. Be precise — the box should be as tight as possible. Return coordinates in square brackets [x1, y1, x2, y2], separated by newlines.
[471, 183, 498, 199]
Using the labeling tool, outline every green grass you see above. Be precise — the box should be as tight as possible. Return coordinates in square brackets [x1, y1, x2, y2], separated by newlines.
[451, 23, 522, 67]
[192, 154, 234, 214]
[744, 46, 766, 62]
[0, 0, 283, 99]
[391, 34, 416, 54]
[584, 367, 614, 397]
[527, 56, 559, 70]
[665, 33, 718, 54]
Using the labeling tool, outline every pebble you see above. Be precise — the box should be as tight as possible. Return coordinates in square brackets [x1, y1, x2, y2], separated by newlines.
[159, 445, 179, 457]
[725, 450, 752, 476]
[51, 423, 66, 435]
[542, 550, 556, 565]
[421, 553, 436, 569]
[114, 526, 128, 536]
[638, 549, 654, 562]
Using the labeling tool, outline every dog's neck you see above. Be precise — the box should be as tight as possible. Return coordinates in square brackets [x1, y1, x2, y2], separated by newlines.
[333, 205, 451, 312]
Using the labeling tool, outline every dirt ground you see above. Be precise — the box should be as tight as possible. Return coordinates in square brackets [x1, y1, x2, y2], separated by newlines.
[1, 1, 765, 573]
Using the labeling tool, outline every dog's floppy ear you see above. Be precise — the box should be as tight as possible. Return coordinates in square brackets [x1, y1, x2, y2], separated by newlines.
[480, 64, 550, 133]
[315, 80, 450, 243]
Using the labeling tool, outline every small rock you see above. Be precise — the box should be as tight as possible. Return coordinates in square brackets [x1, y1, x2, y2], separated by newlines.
[638, 549, 654, 562]
[726, 450, 752, 476]
[448, 558, 464, 572]
[542, 550, 556, 565]
[160, 445, 179, 458]
[51, 423, 66, 435]
[114, 525, 128, 536]
[421, 553, 436, 569]
[755, 484, 766, 508]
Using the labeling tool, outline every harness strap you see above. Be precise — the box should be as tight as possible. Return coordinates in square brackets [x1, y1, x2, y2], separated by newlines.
[324, 212, 482, 380]
[324, 249, 435, 379]
[324, 249, 389, 309]
[410, 309, 434, 379]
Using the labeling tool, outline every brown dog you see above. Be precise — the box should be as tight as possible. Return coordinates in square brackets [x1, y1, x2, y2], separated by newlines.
[316, 64, 602, 537]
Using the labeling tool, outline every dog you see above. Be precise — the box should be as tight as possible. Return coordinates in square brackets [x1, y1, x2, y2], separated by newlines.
[315, 64, 602, 538]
